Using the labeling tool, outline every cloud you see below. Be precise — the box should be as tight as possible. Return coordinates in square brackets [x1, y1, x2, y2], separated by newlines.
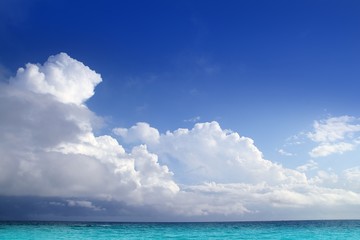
[0, 64, 11, 82]
[67, 200, 104, 211]
[0, 53, 178, 206]
[343, 167, 360, 182]
[285, 133, 306, 146]
[307, 116, 360, 157]
[309, 170, 339, 187]
[309, 142, 355, 157]
[113, 122, 160, 145]
[114, 121, 307, 185]
[2, 53, 360, 221]
[342, 167, 360, 191]
[278, 149, 294, 156]
[184, 116, 201, 123]
[307, 116, 360, 143]
[175, 181, 360, 220]
[297, 160, 318, 172]
[9, 52, 102, 105]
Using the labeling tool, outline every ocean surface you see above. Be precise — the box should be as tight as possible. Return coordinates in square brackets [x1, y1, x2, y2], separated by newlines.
[0, 220, 359, 239]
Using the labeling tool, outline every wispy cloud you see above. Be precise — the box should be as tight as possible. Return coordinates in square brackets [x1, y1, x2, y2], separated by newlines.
[309, 142, 355, 158]
[278, 149, 294, 157]
[307, 116, 360, 143]
[297, 160, 318, 172]
[307, 116, 360, 157]
[184, 116, 201, 123]
[67, 200, 104, 211]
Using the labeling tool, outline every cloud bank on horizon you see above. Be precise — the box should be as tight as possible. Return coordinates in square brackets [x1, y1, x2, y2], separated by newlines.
[1, 53, 360, 221]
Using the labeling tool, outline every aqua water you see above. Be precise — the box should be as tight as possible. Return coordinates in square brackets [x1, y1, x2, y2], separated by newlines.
[1, 220, 360, 239]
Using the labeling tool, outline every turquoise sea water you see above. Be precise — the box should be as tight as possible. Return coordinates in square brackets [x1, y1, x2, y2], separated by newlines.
[0, 220, 359, 239]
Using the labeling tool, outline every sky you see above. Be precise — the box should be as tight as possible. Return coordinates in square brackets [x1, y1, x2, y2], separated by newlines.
[0, 0, 360, 221]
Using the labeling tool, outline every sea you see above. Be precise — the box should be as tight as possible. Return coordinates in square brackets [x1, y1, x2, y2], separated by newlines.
[0, 220, 359, 239]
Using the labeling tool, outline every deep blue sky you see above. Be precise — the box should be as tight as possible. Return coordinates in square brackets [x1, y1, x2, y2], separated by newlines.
[1, 0, 360, 163]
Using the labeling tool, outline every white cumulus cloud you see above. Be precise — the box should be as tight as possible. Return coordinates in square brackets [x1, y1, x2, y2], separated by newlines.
[9, 52, 102, 105]
[114, 121, 307, 185]
[113, 122, 160, 145]
[1, 53, 360, 220]
[0, 53, 178, 206]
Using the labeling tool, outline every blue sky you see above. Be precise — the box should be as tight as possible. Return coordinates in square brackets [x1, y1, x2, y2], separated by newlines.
[1, 0, 360, 221]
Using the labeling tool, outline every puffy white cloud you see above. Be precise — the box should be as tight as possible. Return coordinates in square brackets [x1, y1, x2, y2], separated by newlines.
[2, 53, 360, 221]
[9, 53, 101, 105]
[113, 122, 160, 145]
[307, 116, 360, 157]
[114, 121, 307, 185]
[0, 53, 178, 206]
[112, 121, 360, 218]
